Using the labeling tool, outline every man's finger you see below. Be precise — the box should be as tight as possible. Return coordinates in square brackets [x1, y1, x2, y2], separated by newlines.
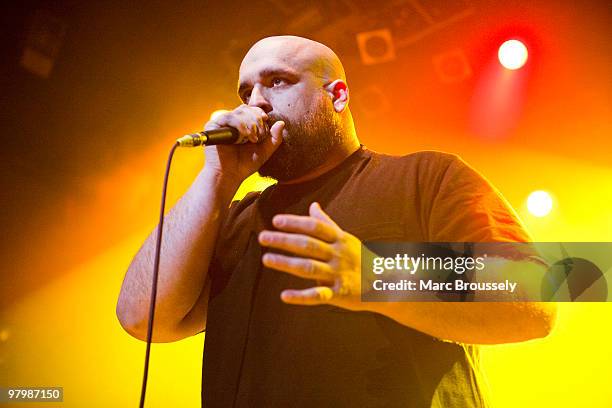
[259, 231, 333, 261]
[269, 120, 284, 143]
[271, 214, 337, 243]
[309, 202, 339, 228]
[248, 123, 258, 143]
[262, 253, 335, 281]
[280, 287, 334, 305]
[255, 109, 268, 137]
[256, 120, 284, 160]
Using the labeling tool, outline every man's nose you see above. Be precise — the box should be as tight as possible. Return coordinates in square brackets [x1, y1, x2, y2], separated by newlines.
[248, 85, 272, 113]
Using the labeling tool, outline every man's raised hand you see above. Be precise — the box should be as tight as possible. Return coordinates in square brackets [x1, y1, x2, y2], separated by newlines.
[202, 104, 284, 184]
[258, 202, 364, 311]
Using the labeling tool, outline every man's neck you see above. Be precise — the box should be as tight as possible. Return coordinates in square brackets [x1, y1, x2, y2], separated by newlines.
[278, 139, 361, 185]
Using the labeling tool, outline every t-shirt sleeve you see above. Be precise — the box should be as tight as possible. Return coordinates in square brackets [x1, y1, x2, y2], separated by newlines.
[423, 153, 531, 243]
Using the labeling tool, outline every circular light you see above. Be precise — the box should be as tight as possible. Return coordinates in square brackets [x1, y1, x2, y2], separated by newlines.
[527, 190, 553, 217]
[0, 328, 10, 342]
[498, 40, 528, 70]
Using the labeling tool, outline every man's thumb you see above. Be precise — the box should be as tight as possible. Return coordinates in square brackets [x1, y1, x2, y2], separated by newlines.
[269, 120, 285, 145]
[257, 120, 284, 160]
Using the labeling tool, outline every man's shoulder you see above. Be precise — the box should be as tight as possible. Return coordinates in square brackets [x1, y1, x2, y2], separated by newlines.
[365, 148, 463, 175]
[367, 148, 458, 162]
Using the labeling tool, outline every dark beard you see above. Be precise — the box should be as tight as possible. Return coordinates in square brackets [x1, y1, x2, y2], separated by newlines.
[259, 105, 343, 182]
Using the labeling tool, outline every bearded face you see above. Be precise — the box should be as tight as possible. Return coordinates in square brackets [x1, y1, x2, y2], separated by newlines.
[259, 96, 344, 182]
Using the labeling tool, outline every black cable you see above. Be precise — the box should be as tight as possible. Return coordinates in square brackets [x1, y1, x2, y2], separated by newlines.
[139, 141, 180, 408]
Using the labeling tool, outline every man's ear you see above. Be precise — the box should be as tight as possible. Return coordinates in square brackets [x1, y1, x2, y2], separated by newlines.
[325, 80, 349, 112]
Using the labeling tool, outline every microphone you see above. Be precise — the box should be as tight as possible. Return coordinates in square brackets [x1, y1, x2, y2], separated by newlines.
[176, 127, 247, 147]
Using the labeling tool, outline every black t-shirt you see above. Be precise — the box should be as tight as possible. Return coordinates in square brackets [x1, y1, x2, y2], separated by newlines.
[202, 146, 533, 407]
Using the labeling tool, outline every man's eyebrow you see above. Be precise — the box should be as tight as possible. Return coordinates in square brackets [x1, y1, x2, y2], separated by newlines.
[237, 68, 299, 96]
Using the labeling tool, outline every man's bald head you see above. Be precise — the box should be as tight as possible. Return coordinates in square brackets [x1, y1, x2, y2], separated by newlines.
[237, 35, 357, 183]
[240, 35, 346, 86]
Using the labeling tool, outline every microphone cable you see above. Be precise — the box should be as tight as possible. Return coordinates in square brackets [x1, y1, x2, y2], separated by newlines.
[139, 141, 179, 408]
[137, 128, 239, 406]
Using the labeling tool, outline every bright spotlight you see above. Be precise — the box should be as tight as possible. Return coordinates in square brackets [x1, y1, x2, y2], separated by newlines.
[498, 40, 528, 70]
[527, 190, 553, 217]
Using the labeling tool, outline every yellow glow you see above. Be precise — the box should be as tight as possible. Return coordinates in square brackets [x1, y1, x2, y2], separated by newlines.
[527, 190, 553, 217]
[0, 140, 275, 407]
[498, 40, 528, 70]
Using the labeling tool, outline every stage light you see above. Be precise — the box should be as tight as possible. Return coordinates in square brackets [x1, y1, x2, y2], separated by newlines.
[0, 328, 10, 342]
[498, 40, 528, 70]
[354, 85, 390, 119]
[356, 29, 396, 65]
[20, 9, 67, 78]
[527, 190, 553, 217]
[432, 48, 472, 84]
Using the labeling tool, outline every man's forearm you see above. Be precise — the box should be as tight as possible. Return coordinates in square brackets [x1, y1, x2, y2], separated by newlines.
[364, 300, 557, 344]
[361, 254, 558, 344]
[116, 169, 240, 340]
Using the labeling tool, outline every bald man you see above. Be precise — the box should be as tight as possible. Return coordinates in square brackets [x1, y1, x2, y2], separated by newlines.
[117, 36, 555, 407]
